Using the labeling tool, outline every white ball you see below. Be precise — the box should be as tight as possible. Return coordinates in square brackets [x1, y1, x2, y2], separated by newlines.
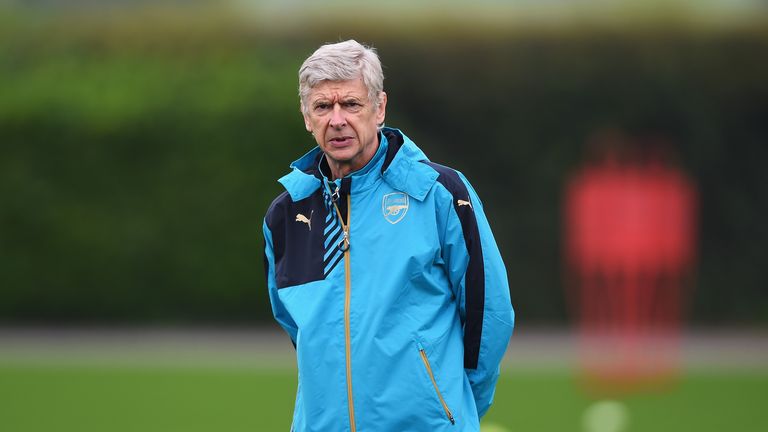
[582, 400, 629, 432]
[481, 422, 511, 432]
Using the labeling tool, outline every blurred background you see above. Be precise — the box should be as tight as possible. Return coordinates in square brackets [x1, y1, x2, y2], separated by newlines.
[1, 0, 767, 431]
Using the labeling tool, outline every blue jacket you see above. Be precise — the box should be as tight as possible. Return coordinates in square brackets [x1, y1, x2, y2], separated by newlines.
[263, 128, 514, 431]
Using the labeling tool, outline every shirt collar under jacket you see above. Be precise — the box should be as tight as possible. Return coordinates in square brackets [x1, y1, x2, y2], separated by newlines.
[278, 127, 439, 202]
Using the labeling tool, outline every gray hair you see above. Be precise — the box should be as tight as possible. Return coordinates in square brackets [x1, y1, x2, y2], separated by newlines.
[299, 40, 384, 114]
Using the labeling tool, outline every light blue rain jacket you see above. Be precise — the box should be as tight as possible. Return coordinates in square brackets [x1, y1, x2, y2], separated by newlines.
[263, 128, 514, 432]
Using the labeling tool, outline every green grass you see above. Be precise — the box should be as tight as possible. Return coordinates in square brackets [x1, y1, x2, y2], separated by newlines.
[0, 365, 766, 431]
[0, 365, 297, 431]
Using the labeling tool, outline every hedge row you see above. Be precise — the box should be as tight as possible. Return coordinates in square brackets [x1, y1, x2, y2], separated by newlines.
[1, 11, 766, 324]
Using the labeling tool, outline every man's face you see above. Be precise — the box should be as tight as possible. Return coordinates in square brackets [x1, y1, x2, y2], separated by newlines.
[302, 78, 387, 178]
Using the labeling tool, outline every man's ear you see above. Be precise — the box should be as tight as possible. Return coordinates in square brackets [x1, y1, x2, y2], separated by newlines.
[376, 91, 387, 125]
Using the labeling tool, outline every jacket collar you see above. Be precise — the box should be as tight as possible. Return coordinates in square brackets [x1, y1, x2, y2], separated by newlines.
[277, 146, 323, 202]
[380, 128, 439, 202]
[278, 127, 438, 202]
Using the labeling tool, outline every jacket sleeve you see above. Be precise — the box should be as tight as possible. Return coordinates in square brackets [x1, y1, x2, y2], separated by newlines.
[263, 219, 299, 347]
[439, 172, 515, 419]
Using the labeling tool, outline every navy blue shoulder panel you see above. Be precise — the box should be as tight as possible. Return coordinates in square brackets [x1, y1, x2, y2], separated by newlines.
[265, 189, 327, 289]
[421, 161, 485, 370]
[381, 129, 405, 173]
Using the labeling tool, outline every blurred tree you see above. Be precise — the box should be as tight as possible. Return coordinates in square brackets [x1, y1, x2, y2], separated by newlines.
[1, 8, 766, 324]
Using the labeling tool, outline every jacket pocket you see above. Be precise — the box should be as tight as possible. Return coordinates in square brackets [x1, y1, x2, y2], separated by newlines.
[418, 344, 456, 425]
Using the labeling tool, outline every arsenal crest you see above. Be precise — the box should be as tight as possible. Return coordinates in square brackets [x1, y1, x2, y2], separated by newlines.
[382, 192, 409, 224]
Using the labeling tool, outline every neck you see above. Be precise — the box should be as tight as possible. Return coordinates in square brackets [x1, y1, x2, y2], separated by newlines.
[327, 160, 354, 180]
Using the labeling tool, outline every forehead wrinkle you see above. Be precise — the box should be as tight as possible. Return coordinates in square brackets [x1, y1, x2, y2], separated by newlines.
[310, 81, 367, 100]
[310, 90, 365, 104]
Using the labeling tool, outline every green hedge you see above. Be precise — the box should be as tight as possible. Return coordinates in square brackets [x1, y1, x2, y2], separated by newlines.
[1, 11, 766, 324]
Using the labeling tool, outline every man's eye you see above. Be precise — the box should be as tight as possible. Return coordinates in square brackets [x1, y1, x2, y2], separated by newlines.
[343, 101, 362, 110]
[314, 103, 330, 111]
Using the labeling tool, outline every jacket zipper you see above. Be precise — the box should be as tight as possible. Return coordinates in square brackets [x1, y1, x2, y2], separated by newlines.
[344, 194, 356, 432]
[332, 193, 356, 432]
[418, 345, 456, 425]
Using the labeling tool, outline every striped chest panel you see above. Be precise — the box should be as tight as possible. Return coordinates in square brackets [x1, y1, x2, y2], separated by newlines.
[321, 187, 346, 278]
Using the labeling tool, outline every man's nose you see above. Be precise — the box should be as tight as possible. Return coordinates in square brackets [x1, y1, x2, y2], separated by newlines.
[329, 105, 346, 128]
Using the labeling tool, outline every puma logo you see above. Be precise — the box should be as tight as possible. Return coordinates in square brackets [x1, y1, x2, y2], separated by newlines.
[296, 210, 313, 230]
[457, 199, 472, 208]
[384, 204, 408, 216]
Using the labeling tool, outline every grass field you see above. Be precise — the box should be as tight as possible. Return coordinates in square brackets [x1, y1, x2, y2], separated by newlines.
[1, 329, 767, 431]
[1, 365, 767, 431]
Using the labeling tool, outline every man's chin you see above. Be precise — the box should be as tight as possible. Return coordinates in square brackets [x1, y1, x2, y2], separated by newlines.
[323, 149, 356, 163]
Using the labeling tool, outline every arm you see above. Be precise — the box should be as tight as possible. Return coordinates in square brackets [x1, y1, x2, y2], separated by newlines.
[263, 219, 299, 347]
[440, 172, 515, 418]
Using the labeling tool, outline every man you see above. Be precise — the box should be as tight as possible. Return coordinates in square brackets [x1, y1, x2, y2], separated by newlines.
[263, 40, 514, 432]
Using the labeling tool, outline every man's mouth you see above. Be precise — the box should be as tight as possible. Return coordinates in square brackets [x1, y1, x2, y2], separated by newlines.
[329, 136, 354, 146]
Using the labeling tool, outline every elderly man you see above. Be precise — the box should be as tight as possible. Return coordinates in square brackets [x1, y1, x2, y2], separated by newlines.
[263, 40, 514, 431]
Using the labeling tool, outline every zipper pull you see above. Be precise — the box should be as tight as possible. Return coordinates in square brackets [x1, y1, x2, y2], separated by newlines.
[324, 178, 341, 203]
[338, 229, 350, 252]
[331, 185, 340, 203]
